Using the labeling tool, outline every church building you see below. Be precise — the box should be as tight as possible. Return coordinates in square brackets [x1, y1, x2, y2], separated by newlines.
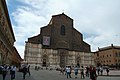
[24, 13, 94, 68]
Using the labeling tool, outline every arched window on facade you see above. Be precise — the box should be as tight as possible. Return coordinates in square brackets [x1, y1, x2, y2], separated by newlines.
[60, 25, 65, 35]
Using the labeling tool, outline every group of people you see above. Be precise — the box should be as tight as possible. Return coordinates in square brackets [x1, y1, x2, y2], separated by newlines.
[0, 64, 31, 80]
[97, 66, 109, 76]
[63, 65, 110, 80]
[65, 66, 87, 79]
[64, 66, 97, 79]
[0, 64, 16, 80]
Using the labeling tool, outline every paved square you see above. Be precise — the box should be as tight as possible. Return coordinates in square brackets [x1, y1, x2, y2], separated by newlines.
[0, 69, 120, 80]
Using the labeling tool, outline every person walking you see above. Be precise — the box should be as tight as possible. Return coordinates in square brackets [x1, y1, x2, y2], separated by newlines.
[100, 67, 103, 75]
[91, 67, 97, 80]
[97, 67, 100, 75]
[27, 65, 31, 76]
[0, 65, 3, 74]
[86, 66, 89, 77]
[89, 66, 93, 80]
[10, 65, 16, 80]
[22, 65, 28, 80]
[81, 66, 85, 79]
[2, 64, 8, 80]
[106, 68, 109, 76]
[74, 66, 78, 78]
[66, 66, 71, 78]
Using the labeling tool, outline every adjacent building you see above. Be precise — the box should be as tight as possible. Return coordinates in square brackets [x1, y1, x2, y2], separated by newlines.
[12, 47, 23, 67]
[0, 0, 22, 65]
[94, 44, 120, 68]
[24, 13, 94, 68]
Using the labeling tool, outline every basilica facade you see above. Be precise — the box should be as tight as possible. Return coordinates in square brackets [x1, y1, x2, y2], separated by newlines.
[24, 13, 94, 68]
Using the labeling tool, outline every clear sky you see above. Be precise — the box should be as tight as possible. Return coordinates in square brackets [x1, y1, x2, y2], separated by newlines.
[6, 0, 120, 59]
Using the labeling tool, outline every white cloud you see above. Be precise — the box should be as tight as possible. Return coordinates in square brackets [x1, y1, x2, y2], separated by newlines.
[7, 0, 120, 58]
[11, 6, 50, 58]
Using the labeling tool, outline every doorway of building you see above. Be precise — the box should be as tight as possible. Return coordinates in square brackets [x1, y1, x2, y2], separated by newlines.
[76, 57, 81, 67]
[60, 54, 65, 67]
[42, 59, 46, 66]
[59, 49, 68, 68]
[42, 55, 47, 67]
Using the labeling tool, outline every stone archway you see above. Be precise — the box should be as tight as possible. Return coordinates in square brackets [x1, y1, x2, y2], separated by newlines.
[42, 55, 47, 67]
[60, 52, 66, 68]
[76, 56, 81, 67]
[58, 49, 68, 68]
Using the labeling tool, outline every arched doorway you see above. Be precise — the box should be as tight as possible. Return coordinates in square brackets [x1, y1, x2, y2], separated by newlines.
[42, 55, 47, 67]
[60, 53, 66, 68]
[58, 49, 68, 68]
[76, 56, 81, 67]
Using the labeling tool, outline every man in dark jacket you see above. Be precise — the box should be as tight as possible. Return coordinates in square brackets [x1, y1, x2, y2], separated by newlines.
[22, 65, 27, 80]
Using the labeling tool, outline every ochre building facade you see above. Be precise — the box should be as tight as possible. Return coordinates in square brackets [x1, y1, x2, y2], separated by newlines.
[94, 44, 120, 68]
[24, 13, 94, 68]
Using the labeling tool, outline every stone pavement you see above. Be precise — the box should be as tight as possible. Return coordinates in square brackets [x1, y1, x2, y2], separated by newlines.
[0, 69, 120, 80]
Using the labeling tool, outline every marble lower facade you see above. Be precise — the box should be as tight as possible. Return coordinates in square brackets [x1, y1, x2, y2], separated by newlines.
[24, 43, 94, 69]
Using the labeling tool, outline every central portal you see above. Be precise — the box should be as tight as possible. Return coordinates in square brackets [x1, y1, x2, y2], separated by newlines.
[42, 55, 47, 67]
[42, 59, 46, 66]
[60, 53, 65, 67]
[58, 49, 68, 68]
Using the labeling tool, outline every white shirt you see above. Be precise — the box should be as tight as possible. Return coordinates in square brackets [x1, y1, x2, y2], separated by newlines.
[11, 66, 16, 71]
[66, 67, 70, 73]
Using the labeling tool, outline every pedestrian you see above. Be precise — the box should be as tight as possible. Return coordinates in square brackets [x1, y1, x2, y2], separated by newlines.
[74, 66, 78, 78]
[89, 66, 93, 80]
[2, 64, 8, 80]
[10, 65, 16, 80]
[70, 66, 72, 77]
[35, 66, 37, 70]
[66, 66, 71, 78]
[97, 66, 100, 75]
[106, 68, 109, 76]
[81, 66, 85, 79]
[86, 66, 89, 77]
[22, 65, 27, 80]
[65, 66, 67, 75]
[27, 65, 31, 76]
[0, 65, 3, 74]
[91, 67, 97, 80]
[100, 67, 103, 75]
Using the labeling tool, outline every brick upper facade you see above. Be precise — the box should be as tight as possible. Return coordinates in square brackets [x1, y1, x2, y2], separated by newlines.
[28, 13, 91, 52]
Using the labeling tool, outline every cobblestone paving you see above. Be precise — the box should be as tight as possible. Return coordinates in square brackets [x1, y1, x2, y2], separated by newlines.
[0, 69, 120, 80]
